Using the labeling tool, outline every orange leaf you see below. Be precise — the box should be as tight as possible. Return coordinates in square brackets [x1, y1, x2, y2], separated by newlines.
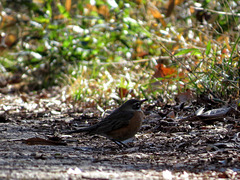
[178, 71, 186, 79]
[189, 6, 195, 14]
[98, 5, 109, 18]
[153, 64, 176, 78]
[0, 33, 18, 50]
[0, 13, 16, 28]
[65, 0, 71, 12]
[224, 37, 231, 50]
[149, 6, 163, 19]
[86, 4, 97, 13]
[222, 48, 230, 55]
[148, 3, 166, 27]
[54, 14, 64, 20]
[5, 34, 17, 47]
[136, 51, 149, 58]
[175, 0, 184, 5]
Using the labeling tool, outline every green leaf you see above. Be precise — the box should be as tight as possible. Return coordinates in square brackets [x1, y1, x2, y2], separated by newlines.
[230, 36, 240, 64]
[205, 41, 211, 55]
[191, 50, 202, 56]
[57, 3, 70, 18]
[46, 0, 52, 18]
[63, 40, 71, 47]
[174, 48, 201, 56]
[34, 16, 49, 23]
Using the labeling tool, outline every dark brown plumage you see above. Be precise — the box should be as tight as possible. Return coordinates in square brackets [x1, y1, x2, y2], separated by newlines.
[67, 99, 147, 146]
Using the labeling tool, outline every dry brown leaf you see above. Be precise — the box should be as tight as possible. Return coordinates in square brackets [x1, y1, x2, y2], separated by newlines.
[86, 4, 98, 14]
[135, 0, 142, 4]
[136, 51, 149, 58]
[7, 73, 22, 84]
[167, 111, 175, 118]
[165, 0, 184, 17]
[118, 87, 129, 98]
[166, 0, 175, 17]
[53, 14, 65, 20]
[0, 13, 16, 28]
[0, 75, 7, 87]
[22, 137, 67, 146]
[176, 89, 194, 103]
[20, 94, 28, 103]
[0, 33, 18, 50]
[5, 34, 17, 47]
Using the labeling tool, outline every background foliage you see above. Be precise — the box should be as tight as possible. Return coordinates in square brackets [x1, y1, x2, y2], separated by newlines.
[0, 0, 239, 105]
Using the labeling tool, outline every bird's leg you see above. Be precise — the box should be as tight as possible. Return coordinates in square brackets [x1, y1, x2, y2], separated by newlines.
[111, 139, 129, 148]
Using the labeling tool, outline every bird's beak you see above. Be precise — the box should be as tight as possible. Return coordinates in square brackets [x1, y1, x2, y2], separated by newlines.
[140, 99, 148, 104]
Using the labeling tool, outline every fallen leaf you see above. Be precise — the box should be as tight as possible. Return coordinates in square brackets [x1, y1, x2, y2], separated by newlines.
[199, 107, 231, 118]
[118, 87, 129, 98]
[153, 64, 176, 78]
[176, 89, 194, 103]
[98, 5, 110, 18]
[22, 137, 67, 146]
[167, 111, 175, 119]
[148, 2, 166, 27]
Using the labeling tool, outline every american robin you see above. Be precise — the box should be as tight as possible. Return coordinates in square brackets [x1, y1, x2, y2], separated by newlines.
[67, 99, 147, 147]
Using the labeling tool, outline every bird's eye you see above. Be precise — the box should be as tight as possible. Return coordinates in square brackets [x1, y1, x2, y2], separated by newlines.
[132, 102, 141, 110]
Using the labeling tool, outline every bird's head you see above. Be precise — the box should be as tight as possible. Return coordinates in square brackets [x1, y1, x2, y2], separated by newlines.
[120, 99, 147, 111]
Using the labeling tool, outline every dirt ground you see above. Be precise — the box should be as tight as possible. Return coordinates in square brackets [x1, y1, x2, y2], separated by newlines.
[0, 89, 240, 179]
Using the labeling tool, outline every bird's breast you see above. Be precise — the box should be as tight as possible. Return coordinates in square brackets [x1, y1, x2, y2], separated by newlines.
[106, 110, 144, 141]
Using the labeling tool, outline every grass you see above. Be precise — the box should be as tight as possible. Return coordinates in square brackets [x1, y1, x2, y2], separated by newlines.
[68, 32, 240, 107]
[68, 61, 153, 107]
[0, 0, 239, 106]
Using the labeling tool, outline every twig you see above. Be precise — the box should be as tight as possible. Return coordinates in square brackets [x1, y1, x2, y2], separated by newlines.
[193, 6, 240, 17]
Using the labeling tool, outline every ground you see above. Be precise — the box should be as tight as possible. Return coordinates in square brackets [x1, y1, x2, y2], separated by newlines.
[0, 88, 239, 179]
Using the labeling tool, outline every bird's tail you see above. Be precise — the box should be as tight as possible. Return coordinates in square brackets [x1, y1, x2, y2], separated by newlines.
[65, 126, 96, 134]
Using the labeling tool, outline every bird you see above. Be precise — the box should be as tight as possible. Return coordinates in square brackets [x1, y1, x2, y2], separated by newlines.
[66, 99, 147, 147]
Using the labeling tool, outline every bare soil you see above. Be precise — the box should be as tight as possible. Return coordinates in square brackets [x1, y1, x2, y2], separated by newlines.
[0, 89, 240, 179]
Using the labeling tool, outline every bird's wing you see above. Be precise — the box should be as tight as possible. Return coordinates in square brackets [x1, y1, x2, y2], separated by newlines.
[90, 110, 134, 134]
